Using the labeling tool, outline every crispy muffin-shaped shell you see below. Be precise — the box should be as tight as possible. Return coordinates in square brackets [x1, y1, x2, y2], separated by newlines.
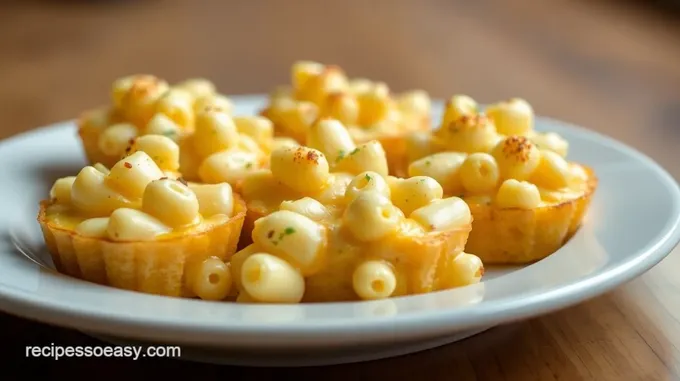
[37, 196, 247, 298]
[302, 223, 473, 302]
[464, 165, 597, 263]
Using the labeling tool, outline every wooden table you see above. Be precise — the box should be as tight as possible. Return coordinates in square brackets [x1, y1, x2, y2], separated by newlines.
[2, 0, 679, 379]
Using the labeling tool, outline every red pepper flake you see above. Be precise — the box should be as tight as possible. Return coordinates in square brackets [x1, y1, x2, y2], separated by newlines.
[267, 230, 275, 239]
[159, 177, 169, 180]
[306, 150, 320, 163]
[177, 177, 188, 186]
[123, 162, 132, 169]
[128, 138, 136, 146]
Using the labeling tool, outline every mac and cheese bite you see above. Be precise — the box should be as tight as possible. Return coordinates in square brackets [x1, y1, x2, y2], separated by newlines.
[231, 171, 481, 303]
[238, 118, 391, 245]
[402, 95, 570, 171]
[176, 109, 274, 187]
[77, 75, 235, 170]
[409, 130, 597, 264]
[261, 61, 432, 175]
[37, 137, 246, 300]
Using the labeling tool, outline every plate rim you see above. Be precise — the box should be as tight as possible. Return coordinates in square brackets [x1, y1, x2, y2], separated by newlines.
[0, 95, 678, 347]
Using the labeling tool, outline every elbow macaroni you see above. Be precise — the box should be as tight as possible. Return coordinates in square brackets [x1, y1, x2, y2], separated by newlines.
[188, 183, 235, 217]
[306, 118, 356, 164]
[292, 61, 325, 90]
[459, 153, 500, 194]
[233, 116, 274, 143]
[70, 166, 133, 217]
[251, 210, 327, 275]
[198, 149, 259, 185]
[530, 150, 571, 190]
[192, 108, 240, 159]
[50, 176, 76, 204]
[529, 131, 569, 158]
[438, 113, 499, 153]
[397, 90, 431, 117]
[320, 92, 359, 126]
[74, 217, 110, 238]
[440, 94, 478, 129]
[127, 135, 180, 172]
[144, 113, 182, 141]
[389, 176, 444, 216]
[270, 146, 331, 194]
[142, 179, 200, 227]
[342, 190, 403, 242]
[335, 140, 389, 177]
[485, 98, 534, 136]
[107, 208, 171, 241]
[280, 197, 331, 222]
[344, 171, 391, 204]
[356, 83, 392, 126]
[491, 136, 541, 181]
[116, 75, 169, 125]
[194, 93, 234, 115]
[174, 78, 216, 99]
[312, 172, 354, 206]
[408, 152, 467, 195]
[156, 88, 194, 128]
[106, 151, 164, 199]
[98, 123, 137, 157]
[495, 179, 541, 209]
[405, 131, 443, 163]
[352, 260, 397, 300]
[296, 65, 348, 106]
[188, 256, 232, 301]
[410, 196, 472, 232]
[240, 253, 305, 303]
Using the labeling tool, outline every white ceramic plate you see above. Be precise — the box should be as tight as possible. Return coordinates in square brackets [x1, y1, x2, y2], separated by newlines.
[0, 95, 679, 367]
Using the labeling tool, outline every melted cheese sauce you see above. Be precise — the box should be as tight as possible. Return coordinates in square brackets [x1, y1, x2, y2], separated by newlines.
[45, 203, 230, 240]
[461, 163, 591, 208]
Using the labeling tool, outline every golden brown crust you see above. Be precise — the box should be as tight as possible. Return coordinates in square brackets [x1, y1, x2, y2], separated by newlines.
[37, 195, 247, 298]
[301, 223, 473, 302]
[464, 165, 598, 263]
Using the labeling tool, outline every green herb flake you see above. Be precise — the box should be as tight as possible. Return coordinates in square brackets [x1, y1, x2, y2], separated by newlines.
[349, 147, 360, 156]
[284, 227, 296, 235]
[425, 160, 432, 166]
[245, 162, 253, 169]
[365, 174, 372, 182]
[336, 150, 346, 163]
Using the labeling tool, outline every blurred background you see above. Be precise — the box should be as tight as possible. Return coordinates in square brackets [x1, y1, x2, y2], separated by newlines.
[0, 0, 679, 177]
